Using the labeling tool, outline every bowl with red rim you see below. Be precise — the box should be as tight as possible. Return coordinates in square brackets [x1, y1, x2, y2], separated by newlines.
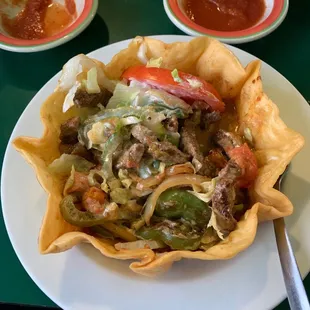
[163, 0, 289, 44]
[0, 0, 98, 53]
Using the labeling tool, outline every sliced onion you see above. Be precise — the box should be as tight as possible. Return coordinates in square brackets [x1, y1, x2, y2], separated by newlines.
[136, 172, 165, 191]
[130, 187, 153, 198]
[143, 174, 210, 225]
[115, 240, 164, 250]
[166, 162, 195, 176]
[207, 211, 225, 240]
[136, 162, 196, 191]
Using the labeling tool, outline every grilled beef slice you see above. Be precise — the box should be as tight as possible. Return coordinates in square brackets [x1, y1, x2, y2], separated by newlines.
[59, 117, 80, 144]
[181, 119, 216, 177]
[214, 129, 242, 154]
[116, 143, 145, 169]
[73, 88, 112, 108]
[211, 160, 241, 237]
[131, 124, 189, 165]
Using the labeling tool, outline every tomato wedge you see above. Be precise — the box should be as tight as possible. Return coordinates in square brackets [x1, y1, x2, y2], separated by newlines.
[228, 143, 258, 188]
[122, 66, 225, 112]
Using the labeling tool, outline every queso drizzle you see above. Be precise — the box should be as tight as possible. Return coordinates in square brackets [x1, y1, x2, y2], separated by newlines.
[185, 0, 266, 32]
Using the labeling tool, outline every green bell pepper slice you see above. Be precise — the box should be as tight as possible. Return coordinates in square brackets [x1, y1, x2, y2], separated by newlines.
[155, 188, 211, 228]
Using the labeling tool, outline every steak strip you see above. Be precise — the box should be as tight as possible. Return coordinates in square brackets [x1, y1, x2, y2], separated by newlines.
[116, 143, 145, 169]
[59, 117, 80, 144]
[74, 88, 112, 108]
[214, 129, 242, 154]
[131, 124, 190, 165]
[211, 160, 241, 237]
[181, 119, 215, 177]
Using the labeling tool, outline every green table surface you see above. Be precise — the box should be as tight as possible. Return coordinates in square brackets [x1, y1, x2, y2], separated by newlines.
[0, 0, 309, 308]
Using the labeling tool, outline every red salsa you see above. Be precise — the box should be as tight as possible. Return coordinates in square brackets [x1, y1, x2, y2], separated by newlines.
[2, 0, 76, 40]
[185, 0, 266, 32]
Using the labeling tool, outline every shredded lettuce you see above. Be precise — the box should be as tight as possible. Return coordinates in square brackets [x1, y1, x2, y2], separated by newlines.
[141, 109, 166, 137]
[121, 116, 141, 126]
[171, 69, 183, 83]
[146, 57, 163, 68]
[87, 169, 110, 193]
[144, 89, 191, 114]
[129, 80, 151, 90]
[48, 154, 95, 175]
[105, 84, 192, 118]
[57, 54, 117, 112]
[108, 178, 122, 191]
[106, 83, 140, 109]
[57, 54, 116, 92]
[118, 169, 133, 189]
[110, 188, 132, 204]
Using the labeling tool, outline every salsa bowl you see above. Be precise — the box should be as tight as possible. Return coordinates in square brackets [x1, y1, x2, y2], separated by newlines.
[163, 0, 289, 44]
[0, 0, 98, 53]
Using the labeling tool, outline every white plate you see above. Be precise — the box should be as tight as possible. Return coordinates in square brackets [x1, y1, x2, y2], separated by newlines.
[2, 35, 310, 310]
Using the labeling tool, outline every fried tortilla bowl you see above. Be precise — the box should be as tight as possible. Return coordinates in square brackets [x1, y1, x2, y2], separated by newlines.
[13, 36, 304, 277]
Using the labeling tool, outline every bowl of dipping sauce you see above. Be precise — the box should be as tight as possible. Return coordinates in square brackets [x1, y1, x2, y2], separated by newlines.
[0, 0, 98, 52]
[163, 0, 288, 44]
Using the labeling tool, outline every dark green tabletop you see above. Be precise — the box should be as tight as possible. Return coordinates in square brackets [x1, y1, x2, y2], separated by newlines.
[0, 0, 309, 309]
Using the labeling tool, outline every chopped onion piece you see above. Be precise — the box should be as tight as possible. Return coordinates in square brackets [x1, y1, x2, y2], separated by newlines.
[85, 67, 100, 94]
[146, 57, 163, 68]
[171, 69, 183, 83]
[244, 127, 253, 143]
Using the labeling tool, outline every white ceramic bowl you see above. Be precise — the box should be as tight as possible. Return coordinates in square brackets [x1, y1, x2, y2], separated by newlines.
[0, 0, 98, 53]
[163, 0, 289, 44]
